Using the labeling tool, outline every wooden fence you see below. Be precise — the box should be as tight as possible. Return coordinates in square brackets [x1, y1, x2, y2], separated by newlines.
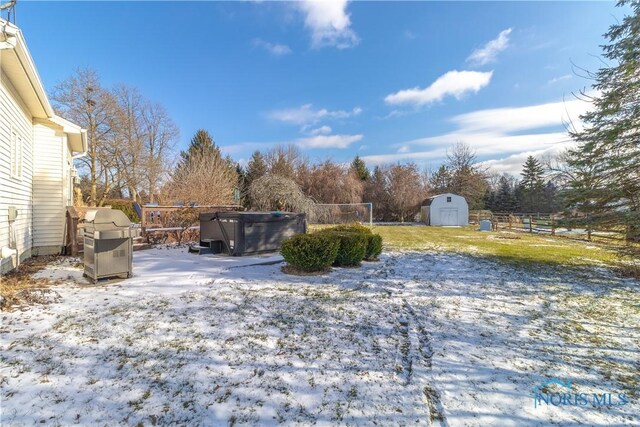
[140, 205, 243, 243]
[64, 205, 244, 255]
[468, 211, 628, 242]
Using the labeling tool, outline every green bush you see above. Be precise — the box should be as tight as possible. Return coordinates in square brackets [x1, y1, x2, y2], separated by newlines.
[281, 233, 339, 273]
[319, 231, 367, 267]
[327, 223, 372, 235]
[105, 199, 140, 223]
[364, 234, 383, 261]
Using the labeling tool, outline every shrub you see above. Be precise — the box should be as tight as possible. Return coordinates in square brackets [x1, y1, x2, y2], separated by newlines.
[281, 233, 339, 273]
[104, 199, 140, 223]
[318, 231, 367, 267]
[327, 223, 372, 235]
[364, 234, 383, 261]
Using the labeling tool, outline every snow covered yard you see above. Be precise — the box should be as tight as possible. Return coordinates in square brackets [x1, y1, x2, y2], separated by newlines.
[1, 247, 639, 426]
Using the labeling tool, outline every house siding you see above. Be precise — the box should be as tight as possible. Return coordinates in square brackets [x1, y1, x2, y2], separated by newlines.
[32, 121, 66, 255]
[0, 70, 34, 272]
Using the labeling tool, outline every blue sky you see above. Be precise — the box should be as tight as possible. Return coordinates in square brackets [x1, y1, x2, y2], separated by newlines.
[16, 1, 626, 174]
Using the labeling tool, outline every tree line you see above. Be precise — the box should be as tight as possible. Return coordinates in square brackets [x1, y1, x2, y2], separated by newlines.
[52, 0, 638, 239]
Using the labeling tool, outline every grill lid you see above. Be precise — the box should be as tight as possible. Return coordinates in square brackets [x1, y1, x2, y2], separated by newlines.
[85, 209, 132, 229]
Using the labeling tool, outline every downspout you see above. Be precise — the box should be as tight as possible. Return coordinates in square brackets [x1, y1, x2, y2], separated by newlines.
[2, 212, 20, 269]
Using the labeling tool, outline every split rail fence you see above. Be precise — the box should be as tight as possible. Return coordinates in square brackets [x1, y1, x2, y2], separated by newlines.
[468, 211, 628, 242]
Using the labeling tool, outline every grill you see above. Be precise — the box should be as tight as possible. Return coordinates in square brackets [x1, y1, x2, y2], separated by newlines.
[83, 209, 140, 282]
[197, 211, 306, 256]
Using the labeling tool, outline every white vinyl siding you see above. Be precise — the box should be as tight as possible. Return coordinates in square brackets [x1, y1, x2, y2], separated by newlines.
[0, 71, 34, 270]
[32, 121, 66, 252]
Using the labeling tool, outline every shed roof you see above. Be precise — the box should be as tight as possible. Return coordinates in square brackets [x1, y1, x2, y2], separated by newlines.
[421, 193, 465, 207]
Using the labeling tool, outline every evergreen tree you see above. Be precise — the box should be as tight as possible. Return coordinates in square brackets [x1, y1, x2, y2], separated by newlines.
[245, 151, 267, 186]
[494, 176, 516, 212]
[350, 155, 370, 181]
[567, 0, 640, 240]
[543, 181, 559, 213]
[430, 165, 451, 194]
[243, 151, 268, 207]
[520, 156, 545, 190]
[518, 156, 546, 212]
[178, 129, 219, 167]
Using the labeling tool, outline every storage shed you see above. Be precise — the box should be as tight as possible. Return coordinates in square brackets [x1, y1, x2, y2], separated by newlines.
[421, 193, 469, 226]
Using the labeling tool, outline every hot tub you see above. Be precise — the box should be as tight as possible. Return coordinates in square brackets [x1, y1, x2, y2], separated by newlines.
[198, 211, 306, 256]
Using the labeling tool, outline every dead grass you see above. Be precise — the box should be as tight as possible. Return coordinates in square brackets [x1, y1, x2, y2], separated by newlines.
[281, 265, 330, 276]
[0, 256, 64, 311]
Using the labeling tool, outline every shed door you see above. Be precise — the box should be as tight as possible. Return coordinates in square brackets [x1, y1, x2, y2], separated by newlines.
[439, 208, 458, 226]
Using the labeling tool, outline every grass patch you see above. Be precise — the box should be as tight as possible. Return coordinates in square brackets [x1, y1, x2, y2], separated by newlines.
[368, 225, 634, 268]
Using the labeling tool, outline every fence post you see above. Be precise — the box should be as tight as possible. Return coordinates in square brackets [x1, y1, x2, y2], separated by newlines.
[529, 215, 533, 233]
[550, 214, 555, 236]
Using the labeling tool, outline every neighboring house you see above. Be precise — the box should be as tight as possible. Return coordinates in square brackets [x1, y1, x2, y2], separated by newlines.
[1, 19, 87, 274]
[421, 193, 469, 226]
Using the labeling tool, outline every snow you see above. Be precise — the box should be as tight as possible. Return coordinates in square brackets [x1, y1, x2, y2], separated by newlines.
[1, 247, 638, 426]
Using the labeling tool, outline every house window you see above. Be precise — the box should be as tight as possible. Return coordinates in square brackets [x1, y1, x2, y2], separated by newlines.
[10, 129, 23, 179]
[446, 196, 452, 202]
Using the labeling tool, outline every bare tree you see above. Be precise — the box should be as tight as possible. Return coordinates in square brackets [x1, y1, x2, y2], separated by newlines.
[386, 163, 427, 222]
[265, 145, 306, 180]
[141, 102, 178, 202]
[164, 149, 237, 205]
[110, 85, 145, 202]
[364, 165, 391, 221]
[51, 68, 116, 206]
[444, 142, 489, 210]
[298, 160, 364, 204]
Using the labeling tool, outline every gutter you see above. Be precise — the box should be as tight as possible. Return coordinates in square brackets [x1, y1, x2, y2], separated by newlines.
[1, 19, 53, 117]
[73, 130, 88, 159]
[0, 20, 17, 49]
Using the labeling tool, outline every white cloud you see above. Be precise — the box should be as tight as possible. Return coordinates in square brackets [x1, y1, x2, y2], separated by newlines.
[467, 28, 512, 66]
[448, 98, 590, 134]
[268, 104, 362, 126]
[385, 70, 493, 107]
[361, 148, 449, 165]
[366, 96, 592, 169]
[404, 131, 572, 157]
[308, 125, 332, 135]
[478, 147, 567, 175]
[547, 74, 573, 84]
[297, 0, 359, 49]
[252, 38, 292, 56]
[296, 133, 363, 149]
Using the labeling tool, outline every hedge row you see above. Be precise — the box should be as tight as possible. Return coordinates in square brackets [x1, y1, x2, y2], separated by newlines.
[280, 223, 383, 274]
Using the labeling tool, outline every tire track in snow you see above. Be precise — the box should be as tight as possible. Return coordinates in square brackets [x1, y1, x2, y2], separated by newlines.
[403, 299, 449, 427]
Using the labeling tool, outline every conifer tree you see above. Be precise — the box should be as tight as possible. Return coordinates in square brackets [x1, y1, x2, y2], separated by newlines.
[567, 0, 640, 240]
[350, 155, 370, 181]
